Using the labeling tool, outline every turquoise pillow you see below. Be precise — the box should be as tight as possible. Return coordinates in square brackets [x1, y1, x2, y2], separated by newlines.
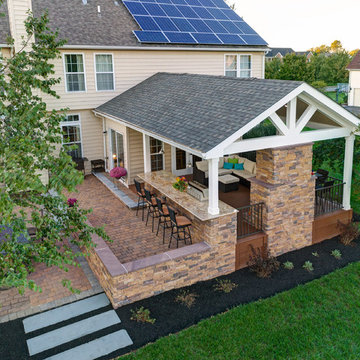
[234, 163, 244, 170]
[223, 162, 233, 170]
[227, 158, 238, 164]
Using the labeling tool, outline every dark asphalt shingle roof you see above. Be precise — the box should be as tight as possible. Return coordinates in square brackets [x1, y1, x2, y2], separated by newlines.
[96, 73, 303, 154]
[343, 105, 360, 118]
[0, 2, 10, 45]
[266, 48, 294, 57]
[347, 51, 360, 70]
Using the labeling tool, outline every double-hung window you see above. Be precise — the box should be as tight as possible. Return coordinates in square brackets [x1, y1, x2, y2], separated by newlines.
[225, 54, 252, 78]
[64, 54, 86, 92]
[95, 54, 114, 91]
[61, 114, 82, 158]
[150, 137, 164, 172]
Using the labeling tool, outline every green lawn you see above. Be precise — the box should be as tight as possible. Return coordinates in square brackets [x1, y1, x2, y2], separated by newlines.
[121, 262, 360, 360]
[325, 91, 347, 104]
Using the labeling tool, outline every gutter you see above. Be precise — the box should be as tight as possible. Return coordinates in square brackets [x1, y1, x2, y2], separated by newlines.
[61, 44, 268, 52]
[93, 110, 206, 158]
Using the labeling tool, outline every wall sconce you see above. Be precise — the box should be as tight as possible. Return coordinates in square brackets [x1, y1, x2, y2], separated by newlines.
[103, 130, 107, 134]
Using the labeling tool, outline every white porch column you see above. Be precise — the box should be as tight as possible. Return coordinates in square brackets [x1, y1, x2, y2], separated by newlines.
[143, 134, 151, 173]
[208, 158, 219, 215]
[286, 98, 297, 132]
[343, 134, 355, 210]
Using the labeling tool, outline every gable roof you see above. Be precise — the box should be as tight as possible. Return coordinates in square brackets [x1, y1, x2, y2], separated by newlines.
[0, 2, 10, 45]
[266, 48, 294, 57]
[95, 73, 303, 154]
[29, 0, 266, 49]
[347, 51, 360, 70]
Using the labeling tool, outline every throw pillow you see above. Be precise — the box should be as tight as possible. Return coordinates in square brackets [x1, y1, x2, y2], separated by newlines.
[223, 162, 234, 170]
[227, 158, 239, 165]
[234, 163, 244, 170]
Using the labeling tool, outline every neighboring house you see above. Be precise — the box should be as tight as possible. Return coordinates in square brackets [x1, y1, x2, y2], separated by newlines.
[1, 0, 359, 308]
[265, 48, 313, 62]
[347, 51, 360, 106]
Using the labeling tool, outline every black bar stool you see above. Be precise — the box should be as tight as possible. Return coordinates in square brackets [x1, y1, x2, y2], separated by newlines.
[144, 189, 164, 232]
[134, 179, 146, 221]
[155, 197, 172, 243]
[167, 206, 192, 248]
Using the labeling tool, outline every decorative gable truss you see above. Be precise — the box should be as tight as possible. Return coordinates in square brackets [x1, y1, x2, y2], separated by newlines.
[205, 83, 359, 158]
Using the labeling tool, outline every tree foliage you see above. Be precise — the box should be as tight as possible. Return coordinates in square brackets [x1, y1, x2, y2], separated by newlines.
[0, 10, 109, 294]
[266, 41, 352, 85]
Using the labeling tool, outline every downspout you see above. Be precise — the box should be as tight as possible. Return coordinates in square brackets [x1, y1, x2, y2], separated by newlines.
[102, 117, 108, 171]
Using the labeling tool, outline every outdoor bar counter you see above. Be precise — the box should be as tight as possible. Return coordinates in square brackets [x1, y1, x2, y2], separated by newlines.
[138, 171, 237, 244]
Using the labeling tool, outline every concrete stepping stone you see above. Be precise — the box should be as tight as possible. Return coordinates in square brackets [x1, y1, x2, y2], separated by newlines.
[26, 310, 120, 356]
[23, 293, 110, 333]
[44, 329, 133, 360]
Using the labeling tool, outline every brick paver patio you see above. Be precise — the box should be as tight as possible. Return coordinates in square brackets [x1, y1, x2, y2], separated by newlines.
[72, 175, 185, 264]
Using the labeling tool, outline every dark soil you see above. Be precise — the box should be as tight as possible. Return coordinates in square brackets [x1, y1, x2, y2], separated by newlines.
[1, 232, 360, 360]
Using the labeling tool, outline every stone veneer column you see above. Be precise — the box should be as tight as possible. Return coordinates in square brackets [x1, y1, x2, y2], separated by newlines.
[250, 143, 315, 256]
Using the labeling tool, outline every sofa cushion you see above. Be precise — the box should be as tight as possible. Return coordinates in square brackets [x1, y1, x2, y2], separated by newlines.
[218, 157, 224, 169]
[223, 162, 233, 169]
[196, 161, 208, 172]
[218, 168, 233, 176]
[218, 174, 240, 184]
[232, 169, 255, 179]
[244, 159, 255, 173]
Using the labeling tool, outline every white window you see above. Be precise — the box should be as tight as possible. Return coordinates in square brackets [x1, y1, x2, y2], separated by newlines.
[95, 54, 114, 91]
[64, 54, 86, 92]
[61, 114, 82, 158]
[225, 54, 252, 78]
[150, 137, 164, 172]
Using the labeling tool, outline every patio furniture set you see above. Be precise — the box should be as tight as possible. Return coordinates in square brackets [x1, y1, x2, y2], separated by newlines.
[134, 179, 193, 249]
[193, 155, 256, 192]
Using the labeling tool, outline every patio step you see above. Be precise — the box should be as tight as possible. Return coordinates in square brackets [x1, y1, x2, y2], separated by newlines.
[23, 293, 110, 333]
[26, 310, 120, 356]
[93, 172, 138, 209]
[44, 330, 133, 360]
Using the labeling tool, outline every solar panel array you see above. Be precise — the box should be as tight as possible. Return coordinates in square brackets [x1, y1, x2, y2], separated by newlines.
[121, 0, 267, 46]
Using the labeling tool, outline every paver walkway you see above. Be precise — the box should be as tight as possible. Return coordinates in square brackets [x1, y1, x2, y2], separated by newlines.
[23, 293, 133, 359]
[71, 175, 185, 264]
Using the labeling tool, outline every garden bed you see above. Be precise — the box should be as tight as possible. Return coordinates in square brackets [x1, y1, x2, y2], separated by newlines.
[1, 233, 360, 360]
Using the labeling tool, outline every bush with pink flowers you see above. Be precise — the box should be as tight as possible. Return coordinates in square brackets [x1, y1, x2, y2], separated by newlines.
[110, 166, 127, 179]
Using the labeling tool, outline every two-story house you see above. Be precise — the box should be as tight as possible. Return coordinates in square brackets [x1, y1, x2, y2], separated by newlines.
[347, 50, 360, 107]
[1, 0, 268, 180]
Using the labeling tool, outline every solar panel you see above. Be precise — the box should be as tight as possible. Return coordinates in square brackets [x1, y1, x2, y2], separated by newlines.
[124, 0, 268, 46]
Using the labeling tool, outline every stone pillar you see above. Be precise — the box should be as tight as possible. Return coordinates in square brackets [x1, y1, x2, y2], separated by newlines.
[250, 143, 315, 256]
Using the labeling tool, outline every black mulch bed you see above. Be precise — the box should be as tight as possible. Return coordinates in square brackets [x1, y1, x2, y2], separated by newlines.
[1, 232, 360, 360]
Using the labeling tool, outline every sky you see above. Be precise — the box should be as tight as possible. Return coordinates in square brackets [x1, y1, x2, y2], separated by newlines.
[234, 0, 360, 51]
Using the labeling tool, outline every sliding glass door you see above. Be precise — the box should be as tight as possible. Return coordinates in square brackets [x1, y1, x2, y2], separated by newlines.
[110, 129, 125, 169]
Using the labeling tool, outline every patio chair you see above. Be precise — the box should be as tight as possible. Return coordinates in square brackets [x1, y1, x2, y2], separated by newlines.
[155, 197, 172, 243]
[134, 179, 146, 221]
[144, 189, 164, 232]
[167, 206, 192, 248]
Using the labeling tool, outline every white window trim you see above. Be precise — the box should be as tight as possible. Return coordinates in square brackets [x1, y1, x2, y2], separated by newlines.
[224, 53, 253, 78]
[63, 53, 87, 93]
[94, 53, 115, 92]
[60, 113, 84, 157]
[149, 138, 165, 172]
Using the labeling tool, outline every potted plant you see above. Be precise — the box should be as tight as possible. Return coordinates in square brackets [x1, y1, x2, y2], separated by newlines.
[173, 176, 188, 192]
[109, 167, 127, 189]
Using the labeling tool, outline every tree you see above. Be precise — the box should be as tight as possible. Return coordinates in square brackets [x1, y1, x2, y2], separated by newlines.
[265, 57, 281, 79]
[0, 9, 108, 294]
[277, 53, 309, 82]
[349, 49, 360, 57]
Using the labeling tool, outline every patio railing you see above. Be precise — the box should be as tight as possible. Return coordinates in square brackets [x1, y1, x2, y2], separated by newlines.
[237, 202, 264, 239]
[315, 176, 345, 217]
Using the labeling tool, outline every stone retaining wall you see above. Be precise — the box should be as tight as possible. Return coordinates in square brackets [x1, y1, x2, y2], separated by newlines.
[86, 212, 237, 307]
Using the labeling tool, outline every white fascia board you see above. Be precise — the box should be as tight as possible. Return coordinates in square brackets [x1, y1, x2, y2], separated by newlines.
[93, 110, 205, 158]
[61, 45, 268, 52]
[224, 127, 351, 154]
[204, 83, 307, 158]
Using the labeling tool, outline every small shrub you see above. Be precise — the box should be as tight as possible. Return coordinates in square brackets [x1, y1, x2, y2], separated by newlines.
[214, 279, 238, 293]
[303, 261, 314, 272]
[175, 290, 198, 308]
[331, 249, 342, 259]
[337, 221, 360, 246]
[283, 261, 294, 270]
[312, 251, 319, 257]
[130, 306, 155, 324]
[247, 245, 280, 278]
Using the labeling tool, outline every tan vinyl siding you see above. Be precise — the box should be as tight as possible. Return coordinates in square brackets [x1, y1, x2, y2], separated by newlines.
[0, 47, 11, 58]
[6, 0, 32, 52]
[44, 50, 265, 110]
[354, 89, 360, 106]
[128, 128, 144, 184]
